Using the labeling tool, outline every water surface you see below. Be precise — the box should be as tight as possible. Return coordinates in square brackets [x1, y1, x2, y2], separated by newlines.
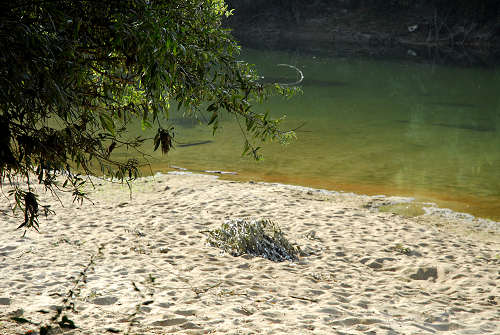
[119, 49, 500, 221]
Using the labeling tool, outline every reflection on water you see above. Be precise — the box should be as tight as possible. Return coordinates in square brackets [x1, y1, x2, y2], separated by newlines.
[118, 49, 500, 221]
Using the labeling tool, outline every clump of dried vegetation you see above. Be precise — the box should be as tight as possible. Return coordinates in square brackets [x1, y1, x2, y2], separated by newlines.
[206, 219, 300, 262]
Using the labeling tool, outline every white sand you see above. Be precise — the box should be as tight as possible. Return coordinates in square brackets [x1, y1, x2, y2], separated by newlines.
[0, 172, 499, 334]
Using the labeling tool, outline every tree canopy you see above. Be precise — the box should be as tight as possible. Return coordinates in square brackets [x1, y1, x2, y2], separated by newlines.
[0, 0, 296, 233]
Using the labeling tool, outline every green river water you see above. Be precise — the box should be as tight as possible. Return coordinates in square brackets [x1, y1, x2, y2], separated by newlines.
[118, 48, 500, 221]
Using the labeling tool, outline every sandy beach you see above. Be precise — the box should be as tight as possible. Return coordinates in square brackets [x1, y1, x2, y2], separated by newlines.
[0, 172, 499, 334]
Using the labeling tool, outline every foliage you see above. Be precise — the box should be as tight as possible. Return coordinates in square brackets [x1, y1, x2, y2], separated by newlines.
[206, 218, 300, 262]
[0, 0, 297, 232]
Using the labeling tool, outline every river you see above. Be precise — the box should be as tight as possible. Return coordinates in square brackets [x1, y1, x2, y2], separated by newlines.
[118, 48, 500, 221]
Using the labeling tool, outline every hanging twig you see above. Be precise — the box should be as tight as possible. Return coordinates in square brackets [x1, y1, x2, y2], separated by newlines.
[276, 64, 304, 86]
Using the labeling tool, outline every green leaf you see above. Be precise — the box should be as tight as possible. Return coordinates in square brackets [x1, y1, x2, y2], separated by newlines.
[208, 111, 218, 125]
[246, 118, 254, 131]
[141, 119, 152, 131]
[207, 102, 218, 112]
[99, 114, 114, 134]
[212, 119, 219, 136]
[242, 140, 249, 156]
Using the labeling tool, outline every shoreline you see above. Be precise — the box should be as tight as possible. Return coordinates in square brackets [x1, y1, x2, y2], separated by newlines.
[167, 167, 500, 233]
[148, 160, 500, 224]
[1, 172, 499, 334]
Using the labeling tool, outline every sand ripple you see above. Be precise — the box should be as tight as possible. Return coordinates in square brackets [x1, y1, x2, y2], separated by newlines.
[0, 173, 498, 334]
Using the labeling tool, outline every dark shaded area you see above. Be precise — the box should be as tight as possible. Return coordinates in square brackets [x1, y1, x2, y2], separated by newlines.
[226, 0, 500, 66]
